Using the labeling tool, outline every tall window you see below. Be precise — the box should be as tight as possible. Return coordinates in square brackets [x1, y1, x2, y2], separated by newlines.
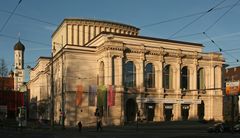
[197, 68, 205, 90]
[163, 65, 172, 89]
[124, 61, 136, 87]
[181, 66, 188, 90]
[99, 61, 104, 85]
[145, 63, 155, 88]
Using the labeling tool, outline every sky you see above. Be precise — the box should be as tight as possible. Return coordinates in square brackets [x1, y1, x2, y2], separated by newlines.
[1, 0, 240, 79]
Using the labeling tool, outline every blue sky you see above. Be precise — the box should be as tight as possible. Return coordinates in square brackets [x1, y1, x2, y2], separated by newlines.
[1, 0, 240, 77]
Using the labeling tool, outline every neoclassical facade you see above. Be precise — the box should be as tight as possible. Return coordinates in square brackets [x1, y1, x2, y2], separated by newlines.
[28, 18, 225, 126]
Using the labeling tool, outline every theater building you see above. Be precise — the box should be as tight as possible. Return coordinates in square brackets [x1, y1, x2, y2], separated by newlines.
[28, 18, 225, 126]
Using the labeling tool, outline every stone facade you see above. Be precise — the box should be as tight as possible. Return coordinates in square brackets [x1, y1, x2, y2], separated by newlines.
[28, 18, 225, 126]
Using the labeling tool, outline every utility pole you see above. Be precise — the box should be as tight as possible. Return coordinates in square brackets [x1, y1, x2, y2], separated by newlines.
[50, 51, 54, 128]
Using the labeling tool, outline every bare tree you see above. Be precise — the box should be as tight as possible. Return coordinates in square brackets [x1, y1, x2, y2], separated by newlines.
[0, 58, 8, 90]
[0, 58, 8, 77]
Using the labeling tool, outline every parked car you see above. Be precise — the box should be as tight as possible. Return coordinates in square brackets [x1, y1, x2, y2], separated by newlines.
[207, 123, 231, 133]
[233, 124, 240, 133]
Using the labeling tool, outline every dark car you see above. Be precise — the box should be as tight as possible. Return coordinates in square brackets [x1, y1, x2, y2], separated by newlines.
[207, 123, 231, 133]
[233, 124, 240, 133]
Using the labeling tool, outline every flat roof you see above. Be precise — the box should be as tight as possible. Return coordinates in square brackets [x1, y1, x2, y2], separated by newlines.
[52, 18, 140, 38]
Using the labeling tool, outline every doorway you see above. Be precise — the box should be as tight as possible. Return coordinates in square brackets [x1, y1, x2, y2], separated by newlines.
[145, 103, 155, 121]
[164, 104, 173, 121]
[125, 99, 137, 122]
[181, 104, 190, 120]
[198, 101, 204, 120]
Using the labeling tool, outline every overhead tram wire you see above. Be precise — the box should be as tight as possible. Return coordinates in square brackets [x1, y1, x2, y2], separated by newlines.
[139, 0, 235, 29]
[167, 0, 227, 39]
[0, 0, 22, 33]
[0, 1, 233, 32]
[202, 32, 239, 62]
[169, 0, 240, 40]
[0, 34, 51, 47]
[0, 9, 58, 26]
[0, 1, 237, 47]
[204, 0, 240, 32]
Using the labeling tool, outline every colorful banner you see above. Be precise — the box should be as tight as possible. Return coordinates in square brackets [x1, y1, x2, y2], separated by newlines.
[89, 85, 97, 106]
[76, 84, 83, 106]
[97, 85, 107, 108]
[107, 85, 115, 106]
[226, 81, 240, 96]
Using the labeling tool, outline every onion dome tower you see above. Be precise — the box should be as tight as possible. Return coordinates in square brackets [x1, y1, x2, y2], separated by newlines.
[14, 40, 25, 91]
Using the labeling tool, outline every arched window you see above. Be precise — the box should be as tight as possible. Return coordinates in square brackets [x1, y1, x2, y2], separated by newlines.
[124, 61, 136, 87]
[181, 66, 188, 90]
[197, 68, 205, 90]
[99, 61, 104, 85]
[163, 65, 172, 89]
[145, 63, 155, 88]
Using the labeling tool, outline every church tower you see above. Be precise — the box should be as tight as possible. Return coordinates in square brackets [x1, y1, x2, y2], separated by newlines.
[14, 40, 25, 91]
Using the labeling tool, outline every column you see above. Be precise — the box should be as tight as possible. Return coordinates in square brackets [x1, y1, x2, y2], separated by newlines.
[189, 62, 198, 120]
[79, 25, 83, 46]
[174, 59, 181, 120]
[108, 55, 113, 85]
[154, 58, 164, 121]
[137, 55, 145, 92]
[103, 56, 108, 85]
[118, 56, 123, 86]
[209, 65, 215, 119]
[175, 59, 181, 93]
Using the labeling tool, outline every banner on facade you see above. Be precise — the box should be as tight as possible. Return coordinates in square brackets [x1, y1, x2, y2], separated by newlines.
[107, 85, 115, 106]
[97, 85, 107, 107]
[76, 84, 83, 106]
[226, 81, 240, 96]
[88, 85, 97, 106]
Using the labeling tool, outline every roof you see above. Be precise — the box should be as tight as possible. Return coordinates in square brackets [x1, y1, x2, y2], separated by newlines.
[52, 18, 140, 38]
[14, 40, 25, 51]
[87, 32, 204, 47]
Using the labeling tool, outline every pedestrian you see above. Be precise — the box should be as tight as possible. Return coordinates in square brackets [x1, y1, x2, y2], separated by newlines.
[78, 121, 82, 132]
[97, 118, 102, 132]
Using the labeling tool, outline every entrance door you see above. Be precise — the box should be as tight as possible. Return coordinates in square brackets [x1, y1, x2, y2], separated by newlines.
[126, 99, 136, 122]
[198, 101, 204, 120]
[181, 104, 190, 120]
[146, 103, 155, 121]
[164, 104, 173, 121]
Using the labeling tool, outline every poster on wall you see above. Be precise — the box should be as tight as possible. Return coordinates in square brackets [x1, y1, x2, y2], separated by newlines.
[226, 81, 240, 96]
[76, 84, 83, 106]
[97, 85, 107, 107]
[107, 85, 115, 107]
[89, 85, 97, 106]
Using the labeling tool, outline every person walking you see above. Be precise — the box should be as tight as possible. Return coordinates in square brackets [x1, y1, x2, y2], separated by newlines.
[96, 118, 103, 132]
[77, 121, 82, 132]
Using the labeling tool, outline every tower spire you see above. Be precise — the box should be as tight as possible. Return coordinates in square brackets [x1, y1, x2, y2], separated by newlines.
[18, 32, 21, 41]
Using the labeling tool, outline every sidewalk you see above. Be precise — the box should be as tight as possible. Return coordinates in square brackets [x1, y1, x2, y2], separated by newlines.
[0, 120, 213, 133]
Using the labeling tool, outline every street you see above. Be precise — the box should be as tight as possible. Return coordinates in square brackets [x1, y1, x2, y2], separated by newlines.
[0, 121, 240, 138]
